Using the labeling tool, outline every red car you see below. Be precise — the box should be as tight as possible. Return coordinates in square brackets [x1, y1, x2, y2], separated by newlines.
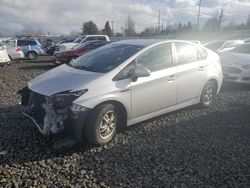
[54, 40, 110, 65]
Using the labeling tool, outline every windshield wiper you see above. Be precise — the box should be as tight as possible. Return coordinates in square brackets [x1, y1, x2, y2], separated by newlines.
[68, 64, 96, 72]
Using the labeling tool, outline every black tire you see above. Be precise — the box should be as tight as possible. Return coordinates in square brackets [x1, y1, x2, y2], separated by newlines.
[83, 103, 118, 145]
[200, 81, 217, 107]
[27, 51, 38, 60]
[8, 55, 12, 61]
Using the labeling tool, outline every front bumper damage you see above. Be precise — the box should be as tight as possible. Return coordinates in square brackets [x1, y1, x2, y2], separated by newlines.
[18, 87, 89, 142]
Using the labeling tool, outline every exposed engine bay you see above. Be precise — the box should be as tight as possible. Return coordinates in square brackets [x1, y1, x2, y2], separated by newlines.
[19, 87, 74, 135]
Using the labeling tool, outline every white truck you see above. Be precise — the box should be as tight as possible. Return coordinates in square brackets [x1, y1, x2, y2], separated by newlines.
[54, 35, 110, 54]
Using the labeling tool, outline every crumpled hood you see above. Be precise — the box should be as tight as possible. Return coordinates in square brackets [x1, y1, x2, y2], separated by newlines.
[220, 53, 250, 66]
[28, 64, 103, 96]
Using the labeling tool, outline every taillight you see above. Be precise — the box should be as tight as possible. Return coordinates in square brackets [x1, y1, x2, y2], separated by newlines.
[16, 47, 22, 52]
[0, 46, 6, 51]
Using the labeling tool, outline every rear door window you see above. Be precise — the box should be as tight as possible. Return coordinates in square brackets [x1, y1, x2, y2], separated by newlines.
[17, 40, 28, 46]
[136, 43, 173, 72]
[86, 37, 98, 41]
[175, 42, 199, 65]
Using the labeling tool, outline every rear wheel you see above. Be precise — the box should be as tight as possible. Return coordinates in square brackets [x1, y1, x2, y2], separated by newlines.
[27, 51, 38, 60]
[200, 81, 217, 107]
[83, 104, 118, 145]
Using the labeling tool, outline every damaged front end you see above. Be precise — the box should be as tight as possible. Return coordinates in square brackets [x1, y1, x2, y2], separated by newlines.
[18, 87, 89, 136]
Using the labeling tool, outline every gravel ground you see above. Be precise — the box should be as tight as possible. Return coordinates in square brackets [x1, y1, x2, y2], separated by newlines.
[0, 61, 250, 188]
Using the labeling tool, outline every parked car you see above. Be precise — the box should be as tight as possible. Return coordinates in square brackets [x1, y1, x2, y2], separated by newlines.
[220, 43, 250, 84]
[203, 40, 244, 53]
[54, 40, 110, 65]
[46, 39, 75, 55]
[19, 39, 223, 146]
[1, 42, 25, 60]
[4, 39, 44, 60]
[55, 35, 110, 53]
[0, 43, 10, 66]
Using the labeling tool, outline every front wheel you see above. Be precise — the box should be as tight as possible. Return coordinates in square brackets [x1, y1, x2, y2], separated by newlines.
[83, 104, 118, 145]
[200, 81, 217, 107]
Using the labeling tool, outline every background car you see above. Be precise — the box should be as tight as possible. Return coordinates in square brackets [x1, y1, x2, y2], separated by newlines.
[20, 39, 223, 146]
[55, 35, 110, 53]
[203, 40, 244, 53]
[54, 40, 110, 65]
[1, 42, 25, 60]
[4, 38, 44, 60]
[46, 39, 75, 55]
[0, 43, 10, 66]
[220, 43, 250, 84]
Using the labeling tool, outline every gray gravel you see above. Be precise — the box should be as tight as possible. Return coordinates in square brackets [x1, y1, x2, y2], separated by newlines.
[0, 61, 250, 187]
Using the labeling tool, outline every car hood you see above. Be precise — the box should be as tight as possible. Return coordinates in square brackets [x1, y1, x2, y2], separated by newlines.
[28, 64, 103, 96]
[220, 53, 250, 66]
[61, 43, 78, 49]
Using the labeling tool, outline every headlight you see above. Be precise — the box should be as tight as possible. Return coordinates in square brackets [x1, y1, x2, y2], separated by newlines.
[242, 64, 250, 69]
[53, 89, 88, 109]
[71, 103, 89, 112]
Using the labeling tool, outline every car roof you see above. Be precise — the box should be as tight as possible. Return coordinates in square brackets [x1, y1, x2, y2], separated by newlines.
[111, 39, 198, 47]
[112, 39, 166, 47]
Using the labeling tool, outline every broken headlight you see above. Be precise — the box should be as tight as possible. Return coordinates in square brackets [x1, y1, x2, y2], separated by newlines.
[53, 89, 88, 109]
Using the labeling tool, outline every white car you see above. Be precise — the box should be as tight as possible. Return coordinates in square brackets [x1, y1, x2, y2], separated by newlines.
[54, 35, 110, 54]
[2, 42, 25, 60]
[204, 40, 244, 53]
[19, 40, 223, 145]
[220, 43, 250, 84]
[0, 44, 10, 66]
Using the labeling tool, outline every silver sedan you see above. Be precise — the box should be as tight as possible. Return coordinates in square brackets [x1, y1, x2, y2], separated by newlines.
[20, 39, 223, 145]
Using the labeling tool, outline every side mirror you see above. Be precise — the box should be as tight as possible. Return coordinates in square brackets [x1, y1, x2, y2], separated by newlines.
[129, 66, 151, 82]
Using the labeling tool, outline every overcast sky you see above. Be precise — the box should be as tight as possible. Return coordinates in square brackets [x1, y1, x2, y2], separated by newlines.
[0, 0, 250, 36]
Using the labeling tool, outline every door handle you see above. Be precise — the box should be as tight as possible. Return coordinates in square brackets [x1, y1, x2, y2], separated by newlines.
[198, 66, 206, 71]
[168, 75, 177, 81]
[120, 88, 130, 92]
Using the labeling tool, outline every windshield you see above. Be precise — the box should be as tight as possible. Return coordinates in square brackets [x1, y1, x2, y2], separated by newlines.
[73, 36, 86, 43]
[231, 44, 250, 54]
[69, 44, 143, 73]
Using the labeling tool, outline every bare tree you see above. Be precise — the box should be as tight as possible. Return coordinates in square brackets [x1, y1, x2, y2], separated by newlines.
[124, 15, 136, 37]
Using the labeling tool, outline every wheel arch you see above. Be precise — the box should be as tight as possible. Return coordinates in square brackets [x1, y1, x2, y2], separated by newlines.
[26, 50, 38, 56]
[93, 100, 128, 129]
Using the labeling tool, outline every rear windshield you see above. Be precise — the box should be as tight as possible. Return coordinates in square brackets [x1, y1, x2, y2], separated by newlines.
[69, 44, 143, 73]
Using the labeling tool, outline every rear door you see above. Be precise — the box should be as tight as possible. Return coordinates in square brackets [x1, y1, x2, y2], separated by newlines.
[131, 43, 177, 118]
[17, 40, 29, 55]
[173, 42, 207, 104]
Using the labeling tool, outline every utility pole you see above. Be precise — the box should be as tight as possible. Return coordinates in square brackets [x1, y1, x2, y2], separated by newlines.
[218, 8, 224, 30]
[197, 0, 202, 31]
[111, 20, 114, 36]
[158, 10, 161, 34]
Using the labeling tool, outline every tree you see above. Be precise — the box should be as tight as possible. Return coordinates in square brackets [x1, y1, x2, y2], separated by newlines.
[246, 14, 250, 29]
[203, 17, 219, 31]
[82, 21, 98, 35]
[102, 21, 112, 36]
[124, 15, 136, 37]
[140, 27, 157, 37]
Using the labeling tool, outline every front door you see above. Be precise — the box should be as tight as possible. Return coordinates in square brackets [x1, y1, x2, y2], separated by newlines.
[131, 43, 178, 119]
